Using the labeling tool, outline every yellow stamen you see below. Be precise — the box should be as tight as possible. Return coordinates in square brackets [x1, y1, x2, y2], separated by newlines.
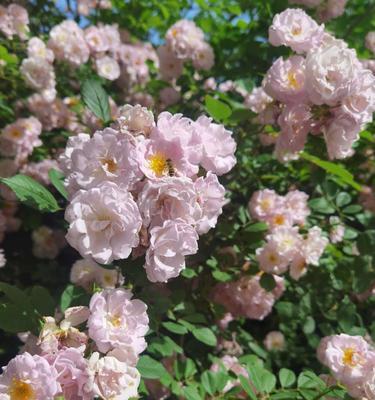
[9, 378, 35, 400]
[273, 214, 286, 225]
[100, 158, 117, 174]
[109, 314, 122, 328]
[288, 71, 300, 89]
[292, 26, 302, 36]
[342, 347, 358, 367]
[148, 153, 168, 177]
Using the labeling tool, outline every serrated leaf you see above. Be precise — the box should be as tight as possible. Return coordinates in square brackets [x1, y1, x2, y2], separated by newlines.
[192, 327, 217, 346]
[48, 169, 68, 199]
[0, 175, 60, 212]
[81, 79, 111, 123]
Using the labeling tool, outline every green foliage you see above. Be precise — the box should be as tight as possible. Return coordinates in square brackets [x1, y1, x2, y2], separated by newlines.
[81, 79, 111, 123]
[0, 174, 60, 212]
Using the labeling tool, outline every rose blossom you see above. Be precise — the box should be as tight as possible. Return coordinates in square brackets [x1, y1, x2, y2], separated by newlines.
[65, 182, 142, 264]
[159, 86, 181, 108]
[145, 219, 199, 282]
[65, 128, 142, 195]
[285, 190, 310, 225]
[32, 226, 66, 260]
[192, 41, 215, 70]
[165, 19, 205, 60]
[264, 331, 285, 351]
[212, 274, 285, 320]
[269, 8, 324, 53]
[157, 44, 184, 81]
[323, 110, 360, 159]
[301, 226, 328, 265]
[263, 56, 308, 103]
[266, 226, 302, 260]
[305, 42, 359, 106]
[50, 347, 91, 400]
[256, 242, 290, 275]
[0, 117, 42, 163]
[137, 177, 202, 228]
[27, 37, 54, 63]
[84, 352, 140, 400]
[88, 288, 149, 359]
[318, 0, 348, 22]
[318, 334, 375, 385]
[194, 115, 236, 175]
[245, 87, 273, 114]
[117, 104, 155, 136]
[194, 172, 227, 234]
[0, 353, 60, 399]
[95, 56, 121, 81]
[153, 112, 202, 167]
[84, 26, 109, 53]
[248, 189, 284, 221]
[48, 20, 90, 66]
[70, 258, 124, 291]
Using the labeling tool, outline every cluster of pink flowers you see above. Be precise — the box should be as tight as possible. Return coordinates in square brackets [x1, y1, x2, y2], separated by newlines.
[0, 287, 149, 399]
[77, 0, 111, 16]
[60, 104, 236, 282]
[249, 189, 328, 280]
[289, 0, 348, 22]
[247, 8, 375, 161]
[0, 3, 29, 40]
[158, 19, 215, 83]
[317, 334, 375, 399]
[212, 273, 285, 321]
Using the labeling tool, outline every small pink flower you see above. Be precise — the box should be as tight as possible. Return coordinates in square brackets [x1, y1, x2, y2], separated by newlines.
[256, 242, 290, 275]
[245, 87, 273, 114]
[117, 104, 155, 136]
[264, 331, 285, 351]
[266, 226, 302, 260]
[88, 288, 149, 360]
[248, 189, 284, 221]
[192, 42, 215, 70]
[284, 190, 310, 225]
[50, 347, 91, 400]
[365, 31, 375, 54]
[319, 334, 375, 386]
[194, 172, 227, 234]
[302, 226, 328, 265]
[95, 56, 120, 81]
[263, 56, 308, 103]
[21, 158, 60, 186]
[137, 177, 202, 228]
[323, 110, 360, 159]
[27, 37, 54, 63]
[84, 26, 109, 53]
[65, 182, 142, 264]
[159, 86, 181, 108]
[157, 45, 184, 81]
[194, 115, 236, 175]
[85, 352, 140, 400]
[165, 19, 204, 60]
[269, 8, 324, 53]
[0, 353, 60, 399]
[317, 0, 347, 22]
[145, 219, 199, 282]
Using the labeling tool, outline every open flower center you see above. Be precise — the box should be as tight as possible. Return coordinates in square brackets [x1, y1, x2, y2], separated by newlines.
[287, 71, 300, 89]
[100, 157, 117, 174]
[342, 347, 360, 367]
[268, 253, 278, 263]
[9, 378, 35, 400]
[10, 129, 23, 139]
[273, 214, 286, 226]
[149, 153, 168, 177]
[109, 313, 122, 328]
[291, 26, 302, 36]
[260, 199, 271, 211]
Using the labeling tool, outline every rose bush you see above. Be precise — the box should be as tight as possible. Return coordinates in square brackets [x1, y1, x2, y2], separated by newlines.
[0, 0, 374, 399]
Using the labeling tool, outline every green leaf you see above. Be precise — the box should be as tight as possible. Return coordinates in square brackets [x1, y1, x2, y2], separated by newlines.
[192, 327, 217, 346]
[260, 273, 276, 291]
[204, 95, 232, 121]
[300, 152, 361, 191]
[239, 375, 257, 400]
[357, 230, 375, 256]
[297, 371, 325, 390]
[303, 317, 316, 335]
[309, 198, 335, 214]
[245, 222, 269, 232]
[81, 79, 111, 123]
[201, 371, 228, 395]
[60, 285, 87, 312]
[30, 286, 55, 316]
[0, 175, 60, 212]
[48, 169, 68, 199]
[212, 270, 232, 282]
[0, 304, 35, 333]
[336, 192, 351, 207]
[183, 386, 203, 400]
[279, 368, 296, 388]
[137, 355, 170, 380]
[162, 321, 188, 335]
